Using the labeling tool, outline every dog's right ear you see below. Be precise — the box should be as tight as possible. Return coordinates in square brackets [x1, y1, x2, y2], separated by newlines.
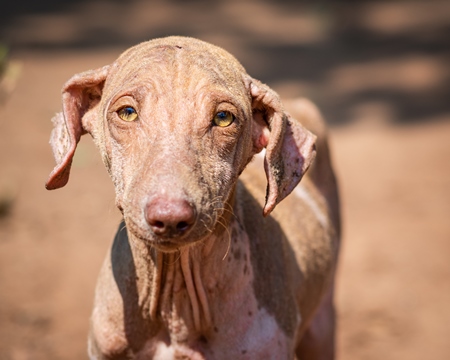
[45, 65, 110, 190]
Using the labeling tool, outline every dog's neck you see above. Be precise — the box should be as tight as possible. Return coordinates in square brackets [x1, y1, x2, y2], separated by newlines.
[126, 197, 243, 343]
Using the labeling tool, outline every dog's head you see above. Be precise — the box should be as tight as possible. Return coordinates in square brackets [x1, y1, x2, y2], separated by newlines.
[46, 36, 316, 251]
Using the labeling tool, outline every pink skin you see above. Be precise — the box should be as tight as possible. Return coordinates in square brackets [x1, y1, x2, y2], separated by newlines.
[46, 37, 339, 360]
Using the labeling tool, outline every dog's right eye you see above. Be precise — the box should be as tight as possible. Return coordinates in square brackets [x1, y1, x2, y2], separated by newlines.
[117, 106, 138, 122]
[213, 111, 235, 127]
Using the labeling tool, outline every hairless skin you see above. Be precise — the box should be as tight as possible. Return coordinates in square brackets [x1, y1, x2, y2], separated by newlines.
[46, 37, 340, 360]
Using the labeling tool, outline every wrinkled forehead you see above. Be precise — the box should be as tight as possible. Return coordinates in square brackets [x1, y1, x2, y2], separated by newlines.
[103, 38, 250, 103]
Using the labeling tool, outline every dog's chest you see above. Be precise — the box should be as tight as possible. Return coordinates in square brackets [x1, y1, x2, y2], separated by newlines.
[137, 223, 296, 359]
[143, 309, 293, 359]
[139, 280, 294, 360]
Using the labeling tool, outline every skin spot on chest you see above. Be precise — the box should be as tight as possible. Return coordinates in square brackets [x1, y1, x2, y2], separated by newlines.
[241, 189, 298, 338]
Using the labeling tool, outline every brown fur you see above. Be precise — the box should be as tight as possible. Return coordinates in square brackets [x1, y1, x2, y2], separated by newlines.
[46, 37, 340, 359]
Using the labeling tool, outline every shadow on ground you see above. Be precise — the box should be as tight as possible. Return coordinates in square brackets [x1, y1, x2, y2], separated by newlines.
[2, 0, 449, 125]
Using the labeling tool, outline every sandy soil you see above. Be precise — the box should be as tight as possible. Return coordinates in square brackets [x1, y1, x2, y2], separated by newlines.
[0, 1, 449, 359]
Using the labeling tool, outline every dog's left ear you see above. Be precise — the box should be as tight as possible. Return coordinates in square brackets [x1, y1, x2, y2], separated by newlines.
[247, 77, 317, 216]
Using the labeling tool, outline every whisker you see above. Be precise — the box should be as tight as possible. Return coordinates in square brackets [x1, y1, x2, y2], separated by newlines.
[214, 206, 237, 220]
[200, 218, 214, 234]
[163, 249, 182, 265]
[214, 218, 232, 261]
[206, 196, 224, 208]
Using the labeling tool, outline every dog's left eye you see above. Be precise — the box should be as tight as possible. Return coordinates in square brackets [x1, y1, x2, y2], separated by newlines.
[213, 111, 234, 127]
[117, 106, 138, 122]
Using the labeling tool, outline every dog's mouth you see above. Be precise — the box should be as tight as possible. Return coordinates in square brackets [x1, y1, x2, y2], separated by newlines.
[118, 190, 230, 252]
[123, 214, 213, 253]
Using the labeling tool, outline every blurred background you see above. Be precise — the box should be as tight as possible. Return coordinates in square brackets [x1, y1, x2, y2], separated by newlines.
[0, 0, 449, 359]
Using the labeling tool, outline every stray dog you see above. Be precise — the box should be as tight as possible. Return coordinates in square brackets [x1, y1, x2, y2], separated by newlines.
[46, 36, 340, 359]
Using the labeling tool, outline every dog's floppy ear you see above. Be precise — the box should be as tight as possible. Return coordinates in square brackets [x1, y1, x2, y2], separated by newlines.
[45, 65, 110, 190]
[247, 77, 317, 216]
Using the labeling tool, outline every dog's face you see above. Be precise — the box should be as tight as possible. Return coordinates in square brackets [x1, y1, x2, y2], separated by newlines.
[46, 37, 316, 251]
[97, 40, 254, 250]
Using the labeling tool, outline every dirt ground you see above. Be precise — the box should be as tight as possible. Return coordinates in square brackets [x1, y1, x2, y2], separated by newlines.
[0, 1, 449, 359]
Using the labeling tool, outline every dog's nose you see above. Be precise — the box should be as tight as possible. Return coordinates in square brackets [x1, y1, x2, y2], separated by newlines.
[145, 196, 196, 238]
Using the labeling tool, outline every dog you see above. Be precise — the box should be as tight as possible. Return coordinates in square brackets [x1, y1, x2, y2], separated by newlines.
[46, 36, 340, 359]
